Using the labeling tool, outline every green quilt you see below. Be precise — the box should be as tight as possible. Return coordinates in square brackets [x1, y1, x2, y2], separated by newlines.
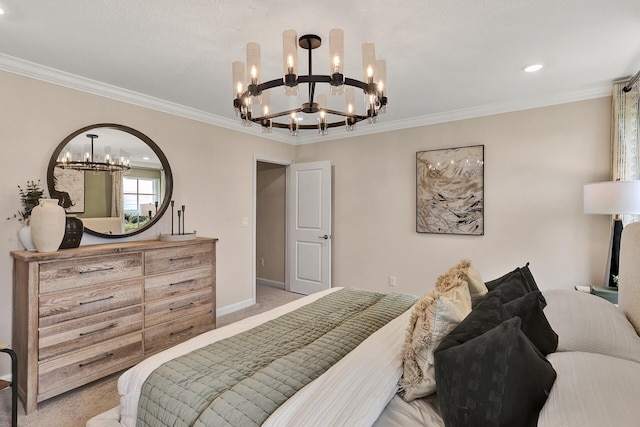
[136, 288, 417, 427]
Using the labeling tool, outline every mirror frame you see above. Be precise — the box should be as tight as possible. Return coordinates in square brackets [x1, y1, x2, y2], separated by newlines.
[47, 123, 173, 238]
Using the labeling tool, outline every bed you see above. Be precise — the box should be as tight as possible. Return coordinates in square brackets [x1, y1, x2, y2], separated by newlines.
[88, 222, 640, 427]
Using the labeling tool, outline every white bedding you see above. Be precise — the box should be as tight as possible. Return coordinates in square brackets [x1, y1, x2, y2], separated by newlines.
[538, 351, 640, 427]
[99, 287, 413, 427]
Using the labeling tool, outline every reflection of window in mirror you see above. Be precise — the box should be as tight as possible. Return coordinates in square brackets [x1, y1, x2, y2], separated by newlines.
[123, 169, 161, 232]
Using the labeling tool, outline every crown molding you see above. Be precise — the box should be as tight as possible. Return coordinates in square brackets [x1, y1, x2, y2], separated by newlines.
[0, 53, 612, 146]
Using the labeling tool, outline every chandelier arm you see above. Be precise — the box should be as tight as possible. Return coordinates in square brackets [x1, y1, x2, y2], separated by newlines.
[257, 77, 288, 92]
[256, 114, 371, 130]
[343, 77, 371, 92]
[252, 75, 372, 93]
[309, 82, 316, 107]
[322, 108, 369, 120]
[266, 122, 300, 129]
[253, 107, 303, 122]
[253, 106, 370, 123]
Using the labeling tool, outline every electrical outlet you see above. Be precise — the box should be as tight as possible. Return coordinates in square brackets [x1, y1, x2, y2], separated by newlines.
[241, 217, 249, 228]
[388, 276, 396, 287]
[260, 258, 265, 267]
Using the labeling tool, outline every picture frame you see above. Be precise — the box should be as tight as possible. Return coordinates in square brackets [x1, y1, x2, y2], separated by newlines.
[416, 145, 484, 235]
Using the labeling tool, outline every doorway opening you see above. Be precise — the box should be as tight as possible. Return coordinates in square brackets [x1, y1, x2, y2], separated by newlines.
[255, 161, 288, 293]
[253, 157, 332, 304]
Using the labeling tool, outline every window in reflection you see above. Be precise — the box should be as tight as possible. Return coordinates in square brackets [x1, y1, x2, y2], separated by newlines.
[123, 173, 161, 232]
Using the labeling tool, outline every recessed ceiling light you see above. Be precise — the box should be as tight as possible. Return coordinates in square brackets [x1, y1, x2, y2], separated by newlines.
[523, 63, 544, 73]
[142, 156, 150, 160]
[0, 7, 5, 15]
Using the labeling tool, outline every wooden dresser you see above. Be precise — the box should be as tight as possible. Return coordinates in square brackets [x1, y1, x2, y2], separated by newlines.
[11, 237, 217, 414]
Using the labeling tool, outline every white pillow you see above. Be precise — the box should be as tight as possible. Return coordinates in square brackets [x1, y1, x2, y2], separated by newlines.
[398, 282, 471, 401]
[543, 289, 640, 363]
[539, 351, 640, 427]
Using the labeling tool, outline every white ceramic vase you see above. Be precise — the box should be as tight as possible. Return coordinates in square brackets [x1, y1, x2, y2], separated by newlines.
[18, 219, 36, 251]
[30, 198, 66, 252]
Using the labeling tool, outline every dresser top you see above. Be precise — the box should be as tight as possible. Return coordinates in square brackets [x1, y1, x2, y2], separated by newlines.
[11, 237, 218, 262]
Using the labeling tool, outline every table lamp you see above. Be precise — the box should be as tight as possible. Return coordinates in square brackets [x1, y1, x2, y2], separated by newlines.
[584, 180, 640, 288]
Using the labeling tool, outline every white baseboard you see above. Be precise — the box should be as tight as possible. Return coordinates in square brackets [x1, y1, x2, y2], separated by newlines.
[256, 278, 285, 290]
[216, 297, 255, 317]
[216, 278, 285, 317]
[0, 373, 11, 382]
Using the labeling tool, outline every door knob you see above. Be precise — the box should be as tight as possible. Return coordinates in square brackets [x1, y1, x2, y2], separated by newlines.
[318, 234, 330, 240]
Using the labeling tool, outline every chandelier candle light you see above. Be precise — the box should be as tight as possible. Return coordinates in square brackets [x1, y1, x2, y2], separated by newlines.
[232, 29, 388, 135]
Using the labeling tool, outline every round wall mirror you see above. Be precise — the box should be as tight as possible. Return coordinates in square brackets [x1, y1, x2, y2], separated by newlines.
[47, 123, 173, 238]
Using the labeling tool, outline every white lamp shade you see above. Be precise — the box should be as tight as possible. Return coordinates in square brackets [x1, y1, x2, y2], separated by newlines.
[140, 203, 155, 215]
[584, 180, 640, 214]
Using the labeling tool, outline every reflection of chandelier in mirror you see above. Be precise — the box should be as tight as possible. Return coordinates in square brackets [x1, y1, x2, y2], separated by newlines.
[56, 133, 131, 173]
[232, 29, 388, 136]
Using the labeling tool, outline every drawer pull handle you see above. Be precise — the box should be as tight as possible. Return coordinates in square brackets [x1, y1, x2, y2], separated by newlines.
[170, 325, 194, 336]
[78, 352, 114, 368]
[169, 256, 194, 262]
[78, 267, 115, 274]
[79, 295, 115, 306]
[79, 323, 117, 336]
[169, 302, 194, 312]
[169, 279, 194, 287]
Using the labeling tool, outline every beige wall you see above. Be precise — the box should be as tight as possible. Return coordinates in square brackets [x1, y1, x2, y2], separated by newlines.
[0, 68, 613, 380]
[256, 162, 286, 284]
[0, 70, 296, 377]
[297, 98, 612, 296]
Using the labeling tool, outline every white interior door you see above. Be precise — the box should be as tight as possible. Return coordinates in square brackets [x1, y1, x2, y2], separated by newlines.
[287, 161, 332, 295]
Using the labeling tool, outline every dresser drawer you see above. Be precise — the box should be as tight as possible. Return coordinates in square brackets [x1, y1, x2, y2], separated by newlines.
[145, 288, 213, 328]
[144, 311, 213, 355]
[39, 278, 143, 327]
[39, 306, 143, 361]
[39, 253, 143, 294]
[145, 243, 213, 276]
[144, 266, 213, 302]
[38, 333, 142, 396]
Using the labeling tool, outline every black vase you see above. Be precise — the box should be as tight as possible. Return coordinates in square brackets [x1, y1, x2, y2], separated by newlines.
[59, 216, 84, 249]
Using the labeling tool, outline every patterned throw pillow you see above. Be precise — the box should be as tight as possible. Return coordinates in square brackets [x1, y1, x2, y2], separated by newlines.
[435, 315, 556, 427]
[398, 281, 471, 401]
[436, 259, 488, 305]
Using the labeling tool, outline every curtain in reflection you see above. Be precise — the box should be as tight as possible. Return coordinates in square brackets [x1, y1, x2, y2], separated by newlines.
[612, 81, 640, 225]
[111, 171, 123, 219]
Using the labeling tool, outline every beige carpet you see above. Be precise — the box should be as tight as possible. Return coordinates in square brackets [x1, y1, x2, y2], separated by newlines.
[0, 285, 303, 427]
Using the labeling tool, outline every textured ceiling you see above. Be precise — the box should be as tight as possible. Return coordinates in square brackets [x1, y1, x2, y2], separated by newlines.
[0, 0, 639, 144]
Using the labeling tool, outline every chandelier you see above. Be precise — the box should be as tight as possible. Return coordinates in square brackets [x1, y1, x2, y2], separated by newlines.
[56, 133, 131, 173]
[232, 29, 388, 136]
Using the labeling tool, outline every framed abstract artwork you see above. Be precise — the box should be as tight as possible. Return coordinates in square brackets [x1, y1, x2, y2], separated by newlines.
[416, 145, 484, 235]
[52, 168, 85, 213]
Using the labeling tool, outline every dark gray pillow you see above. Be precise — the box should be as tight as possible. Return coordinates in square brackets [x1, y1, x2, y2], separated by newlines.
[504, 291, 558, 355]
[521, 262, 540, 292]
[486, 262, 541, 297]
[443, 290, 557, 356]
[434, 317, 556, 427]
[474, 276, 528, 307]
[437, 291, 508, 351]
